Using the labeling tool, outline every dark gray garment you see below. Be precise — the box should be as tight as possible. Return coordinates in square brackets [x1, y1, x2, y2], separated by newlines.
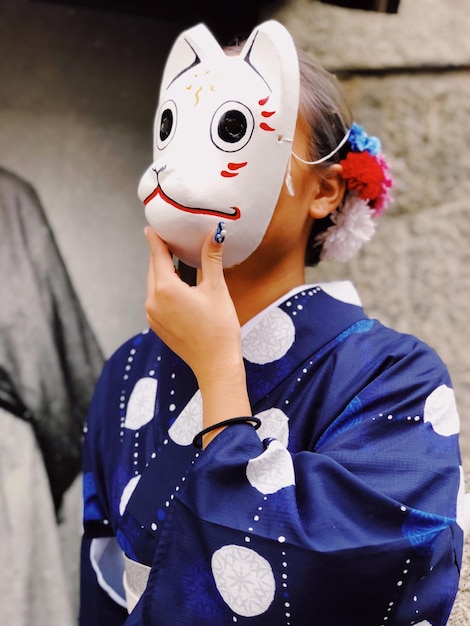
[0, 167, 104, 513]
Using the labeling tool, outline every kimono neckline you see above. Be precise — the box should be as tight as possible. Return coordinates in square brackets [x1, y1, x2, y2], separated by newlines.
[241, 281, 362, 339]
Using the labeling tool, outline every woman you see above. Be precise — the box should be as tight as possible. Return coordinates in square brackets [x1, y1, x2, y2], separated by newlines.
[80, 20, 463, 625]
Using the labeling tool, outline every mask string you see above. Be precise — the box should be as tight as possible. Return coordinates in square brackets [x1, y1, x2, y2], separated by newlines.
[291, 128, 351, 166]
[281, 127, 350, 197]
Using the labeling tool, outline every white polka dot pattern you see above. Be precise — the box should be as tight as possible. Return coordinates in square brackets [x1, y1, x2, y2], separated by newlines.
[242, 308, 295, 365]
[168, 390, 202, 446]
[423, 385, 459, 436]
[211, 545, 275, 617]
[246, 440, 295, 495]
[124, 377, 158, 430]
[119, 474, 141, 516]
[255, 407, 290, 447]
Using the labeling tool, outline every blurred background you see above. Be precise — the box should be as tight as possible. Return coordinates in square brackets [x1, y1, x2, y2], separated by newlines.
[0, 0, 468, 619]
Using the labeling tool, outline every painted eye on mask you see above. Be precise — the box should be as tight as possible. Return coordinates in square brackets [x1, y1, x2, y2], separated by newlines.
[211, 101, 254, 153]
[156, 100, 177, 150]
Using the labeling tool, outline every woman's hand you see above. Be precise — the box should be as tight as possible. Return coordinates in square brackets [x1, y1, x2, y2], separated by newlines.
[145, 226, 251, 441]
[145, 225, 240, 377]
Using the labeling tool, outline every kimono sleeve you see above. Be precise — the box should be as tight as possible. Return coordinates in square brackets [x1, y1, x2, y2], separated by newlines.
[80, 359, 128, 625]
[128, 337, 463, 626]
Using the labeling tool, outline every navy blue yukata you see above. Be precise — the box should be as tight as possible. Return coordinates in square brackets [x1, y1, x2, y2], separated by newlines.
[80, 282, 463, 625]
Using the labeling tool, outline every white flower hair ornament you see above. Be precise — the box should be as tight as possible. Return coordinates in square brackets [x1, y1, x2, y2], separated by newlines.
[292, 122, 394, 262]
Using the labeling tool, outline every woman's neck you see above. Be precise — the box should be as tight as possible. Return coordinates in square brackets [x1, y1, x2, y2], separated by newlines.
[224, 259, 306, 326]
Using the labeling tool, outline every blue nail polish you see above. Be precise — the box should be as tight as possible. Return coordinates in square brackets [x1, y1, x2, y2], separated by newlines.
[214, 221, 226, 244]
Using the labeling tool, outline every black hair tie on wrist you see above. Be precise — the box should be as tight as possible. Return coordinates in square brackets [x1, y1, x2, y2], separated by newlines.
[192, 416, 261, 449]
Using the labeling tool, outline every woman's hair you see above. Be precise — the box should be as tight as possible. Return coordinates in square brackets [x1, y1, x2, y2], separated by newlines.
[296, 49, 353, 265]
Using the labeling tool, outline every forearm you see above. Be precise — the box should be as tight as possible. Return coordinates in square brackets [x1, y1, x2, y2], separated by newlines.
[198, 356, 252, 448]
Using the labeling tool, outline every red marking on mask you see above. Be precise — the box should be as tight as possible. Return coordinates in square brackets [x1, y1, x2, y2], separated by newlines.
[143, 185, 240, 219]
[260, 122, 275, 132]
[221, 161, 247, 177]
[258, 97, 275, 129]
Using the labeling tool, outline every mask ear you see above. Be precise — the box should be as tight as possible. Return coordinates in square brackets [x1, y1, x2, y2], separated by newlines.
[159, 23, 224, 97]
[239, 20, 299, 142]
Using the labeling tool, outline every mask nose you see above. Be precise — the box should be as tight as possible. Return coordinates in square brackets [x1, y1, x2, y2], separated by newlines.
[137, 164, 162, 204]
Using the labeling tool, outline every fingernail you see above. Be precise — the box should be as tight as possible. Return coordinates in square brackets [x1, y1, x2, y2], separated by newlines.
[214, 221, 226, 244]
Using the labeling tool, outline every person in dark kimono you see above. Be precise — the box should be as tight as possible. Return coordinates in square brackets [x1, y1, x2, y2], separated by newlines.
[80, 20, 463, 626]
[0, 167, 104, 625]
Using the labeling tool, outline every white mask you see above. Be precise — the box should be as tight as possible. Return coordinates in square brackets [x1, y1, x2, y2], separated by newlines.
[137, 20, 299, 268]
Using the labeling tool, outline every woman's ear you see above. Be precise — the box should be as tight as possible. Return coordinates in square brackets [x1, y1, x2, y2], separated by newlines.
[309, 164, 345, 219]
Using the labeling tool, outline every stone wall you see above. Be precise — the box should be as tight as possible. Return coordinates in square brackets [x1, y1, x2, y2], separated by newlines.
[267, 0, 470, 469]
